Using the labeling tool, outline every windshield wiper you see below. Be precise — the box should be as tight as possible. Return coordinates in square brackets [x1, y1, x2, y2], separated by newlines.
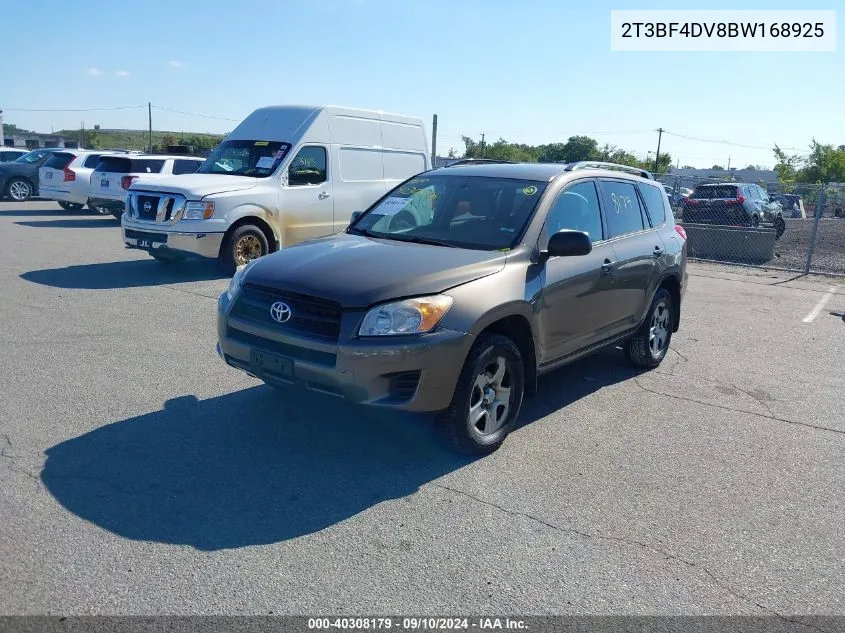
[347, 226, 376, 237]
[386, 234, 458, 248]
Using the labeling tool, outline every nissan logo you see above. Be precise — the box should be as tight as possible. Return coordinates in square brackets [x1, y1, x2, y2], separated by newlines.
[270, 301, 292, 323]
[143, 201, 152, 212]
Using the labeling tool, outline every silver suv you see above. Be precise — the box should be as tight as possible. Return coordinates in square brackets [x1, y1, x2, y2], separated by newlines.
[217, 162, 688, 454]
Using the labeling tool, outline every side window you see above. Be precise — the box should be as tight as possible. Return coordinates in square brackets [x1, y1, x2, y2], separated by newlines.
[83, 155, 103, 169]
[172, 159, 201, 175]
[599, 180, 645, 238]
[637, 182, 667, 227]
[544, 181, 603, 242]
[288, 146, 327, 186]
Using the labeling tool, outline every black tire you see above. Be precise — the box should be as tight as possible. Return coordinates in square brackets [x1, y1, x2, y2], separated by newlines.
[219, 224, 269, 274]
[750, 214, 760, 228]
[5, 177, 33, 202]
[774, 216, 786, 240]
[58, 201, 84, 211]
[439, 333, 525, 456]
[625, 288, 673, 369]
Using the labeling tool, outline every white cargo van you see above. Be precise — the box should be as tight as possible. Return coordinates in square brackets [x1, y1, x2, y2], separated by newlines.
[120, 105, 430, 270]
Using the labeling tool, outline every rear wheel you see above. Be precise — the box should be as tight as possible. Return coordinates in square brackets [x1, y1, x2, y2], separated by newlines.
[58, 201, 84, 211]
[219, 224, 269, 273]
[774, 215, 786, 239]
[750, 214, 760, 227]
[87, 200, 107, 214]
[625, 288, 673, 369]
[6, 178, 32, 202]
[439, 333, 525, 456]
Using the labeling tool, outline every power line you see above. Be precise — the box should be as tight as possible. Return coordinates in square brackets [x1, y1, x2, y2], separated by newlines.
[662, 129, 804, 152]
[151, 105, 239, 122]
[1, 105, 146, 112]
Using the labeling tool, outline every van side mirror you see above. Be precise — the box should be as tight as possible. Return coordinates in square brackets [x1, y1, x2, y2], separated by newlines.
[544, 230, 592, 258]
[350, 211, 363, 224]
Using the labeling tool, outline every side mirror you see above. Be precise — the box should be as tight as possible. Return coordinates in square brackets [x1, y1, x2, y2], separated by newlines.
[350, 211, 363, 224]
[544, 230, 592, 258]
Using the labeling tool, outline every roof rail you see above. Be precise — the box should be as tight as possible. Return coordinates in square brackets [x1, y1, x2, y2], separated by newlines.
[564, 161, 654, 180]
[445, 158, 516, 167]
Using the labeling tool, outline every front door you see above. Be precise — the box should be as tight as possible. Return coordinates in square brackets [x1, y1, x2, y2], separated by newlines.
[279, 145, 334, 246]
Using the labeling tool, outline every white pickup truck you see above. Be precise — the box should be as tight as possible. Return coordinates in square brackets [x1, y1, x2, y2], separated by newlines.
[121, 105, 431, 271]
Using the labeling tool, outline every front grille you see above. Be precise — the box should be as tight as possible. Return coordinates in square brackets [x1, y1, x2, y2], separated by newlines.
[231, 283, 342, 342]
[125, 228, 167, 243]
[388, 371, 421, 401]
[227, 328, 336, 367]
[137, 195, 159, 221]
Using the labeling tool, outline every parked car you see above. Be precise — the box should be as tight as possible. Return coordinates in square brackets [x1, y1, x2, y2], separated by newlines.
[89, 154, 204, 219]
[770, 194, 806, 219]
[0, 148, 27, 163]
[0, 148, 63, 202]
[38, 149, 119, 211]
[216, 161, 688, 454]
[121, 105, 431, 271]
[683, 182, 784, 237]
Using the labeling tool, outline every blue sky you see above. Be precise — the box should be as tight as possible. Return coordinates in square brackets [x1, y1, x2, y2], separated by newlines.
[1, 0, 841, 168]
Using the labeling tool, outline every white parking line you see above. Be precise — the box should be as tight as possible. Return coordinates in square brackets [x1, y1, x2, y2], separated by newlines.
[802, 287, 837, 323]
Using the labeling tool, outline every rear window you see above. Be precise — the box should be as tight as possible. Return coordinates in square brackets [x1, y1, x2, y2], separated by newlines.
[95, 157, 165, 174]
[43, 153, 75, 169]
[638, 182, 667, 226]
[83, 154, 104, 169]
[691, 185, 738, 199]
[172, 159, 202, 175]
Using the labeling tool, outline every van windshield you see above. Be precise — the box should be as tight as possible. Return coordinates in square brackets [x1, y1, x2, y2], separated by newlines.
[348, 175, 548, 251]
[198, 140, 291, 178]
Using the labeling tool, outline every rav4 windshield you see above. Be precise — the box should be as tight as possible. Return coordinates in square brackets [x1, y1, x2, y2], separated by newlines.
[350, 175, 548, 250]
[198, 140, 291, 178]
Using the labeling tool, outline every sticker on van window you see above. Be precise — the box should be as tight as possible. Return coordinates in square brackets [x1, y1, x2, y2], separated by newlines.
[256, 156, 276, 169]
[522, 186, 538, 196]
[273, 150, 286, 159]
[254, 141, 270, 146]
[373, 197, 410, 216]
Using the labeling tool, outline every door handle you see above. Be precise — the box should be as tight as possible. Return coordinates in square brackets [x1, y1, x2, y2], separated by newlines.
[653, 245, 664, 258]
[318, 191, 331, 200]
[601, 259, 615, 274]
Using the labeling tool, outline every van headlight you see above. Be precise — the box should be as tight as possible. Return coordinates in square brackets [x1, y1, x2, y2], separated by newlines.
[359, 295, 453, 336]
[226, 260, 255, 300]
[184, 201, 214, 219]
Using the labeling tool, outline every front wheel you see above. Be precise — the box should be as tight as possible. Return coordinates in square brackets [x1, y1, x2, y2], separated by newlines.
[58, 201, 84, 211]
[625, 288, 673, 369]
[774, 216, 786, 240]
[219, 224, 269, 273]
[439, 333, 525, 456]
[750, 214, 760, 228]
[6, 178, 32, 202]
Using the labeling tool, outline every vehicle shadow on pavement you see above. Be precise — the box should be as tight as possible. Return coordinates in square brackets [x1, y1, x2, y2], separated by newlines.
[40, 350, 639, 551]
[21, 259, 228, 288]
[16, 218, 119, 228]
[0, 208, 91, 217]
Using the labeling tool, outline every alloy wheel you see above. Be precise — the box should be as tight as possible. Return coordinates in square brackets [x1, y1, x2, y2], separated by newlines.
[234, 234, 263, 266]
[468, 356, 513, 437]
[649, 301, 670, 357]
[9, 180, 30, 201]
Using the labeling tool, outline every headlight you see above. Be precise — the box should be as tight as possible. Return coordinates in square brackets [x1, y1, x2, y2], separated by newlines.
[226, 260, 255, 300]
[184, 201, 214, 219]
[359, 295, 453, 336]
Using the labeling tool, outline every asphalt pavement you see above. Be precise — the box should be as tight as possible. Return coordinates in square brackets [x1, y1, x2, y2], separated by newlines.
[1, 202, 844, 616]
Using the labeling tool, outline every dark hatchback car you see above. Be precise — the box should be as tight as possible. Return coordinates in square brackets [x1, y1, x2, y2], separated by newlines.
[0, 148, 62, 202]
[217, 162, 688, 454]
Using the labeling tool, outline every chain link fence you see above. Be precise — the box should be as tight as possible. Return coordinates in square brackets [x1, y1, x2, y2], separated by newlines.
[655, 174, 845, 276]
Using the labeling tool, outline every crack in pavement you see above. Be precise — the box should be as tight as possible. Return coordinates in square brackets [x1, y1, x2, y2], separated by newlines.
[432, 483, 836, 633]
[633, 379, 845, 437]
[0, 434, 43, 489]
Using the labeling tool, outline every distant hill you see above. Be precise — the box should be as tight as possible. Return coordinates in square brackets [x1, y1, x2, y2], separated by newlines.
[55, 128, 225, 152]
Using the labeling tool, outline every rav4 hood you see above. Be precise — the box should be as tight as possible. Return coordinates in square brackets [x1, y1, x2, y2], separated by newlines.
[244, 233, 508, 309]
[130, 174, 259, 197]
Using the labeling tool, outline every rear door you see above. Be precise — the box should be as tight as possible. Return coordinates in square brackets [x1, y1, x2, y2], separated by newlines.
[598, 178, 661, 329]
[39, 152, 75, 193]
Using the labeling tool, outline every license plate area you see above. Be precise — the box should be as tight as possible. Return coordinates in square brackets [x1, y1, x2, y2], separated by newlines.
[45, 172, 52, 179]
[250, 348, 294, 378]
[101, 178, 109, 188]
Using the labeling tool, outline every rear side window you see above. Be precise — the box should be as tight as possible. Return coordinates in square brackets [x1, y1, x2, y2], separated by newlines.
[95, 157, 165, 173]
[95, 157, 131, 173]
[599, 180, 645, 238]
[545, 181, 603, 242]
[44, 153, 75, 169]
[172, 159, 202, 175]
[637, 182, 667, 227]
[83, 154, 104, 168]
[692, 185, 737, 199]
[130, 159, 165, 173]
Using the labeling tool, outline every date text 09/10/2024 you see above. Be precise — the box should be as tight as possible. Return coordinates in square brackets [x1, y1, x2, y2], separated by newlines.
[307, 617, 528, 630]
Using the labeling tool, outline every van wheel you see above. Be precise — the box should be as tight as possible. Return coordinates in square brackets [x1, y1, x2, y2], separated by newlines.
[220, 224, 268, 273]
[625, 288, 673, 369]
[439, 333, 524, 456]
[58, 201, 84, 211]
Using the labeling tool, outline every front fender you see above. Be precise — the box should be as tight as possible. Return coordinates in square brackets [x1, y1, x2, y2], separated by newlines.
[223, 204, 280, 242]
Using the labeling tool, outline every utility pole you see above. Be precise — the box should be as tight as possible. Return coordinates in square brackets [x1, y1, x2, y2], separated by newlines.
[148, 102, 153, 152]
[81, 121, 85, 149]
[0, 109, 4, 146]
[653, 127, 663, 173]
[480, 132, 486, 159]
[727, 156, 731, 171]
[431, 114, 438, 167]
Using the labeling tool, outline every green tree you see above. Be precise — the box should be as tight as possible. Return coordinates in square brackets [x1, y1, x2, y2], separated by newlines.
[711, 164, 724, 170]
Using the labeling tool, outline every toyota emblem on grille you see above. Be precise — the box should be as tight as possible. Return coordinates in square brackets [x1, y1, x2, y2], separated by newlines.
[143, 201, 152, 212]
[270, 301, 292, 323]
